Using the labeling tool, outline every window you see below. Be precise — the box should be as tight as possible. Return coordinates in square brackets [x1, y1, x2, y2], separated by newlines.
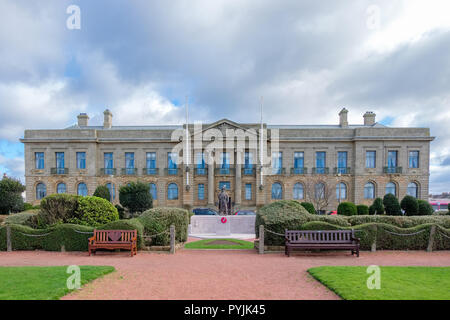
[77, 183, 88, 196]
[167, 183, 178, 200]
[293, 183, 304, 200]
[271, 183, 282, 199]
[149, 183, 157, 200]
[106, 183, 115, 201]
[146, 152, 156, 168]
[387, 151, 398, 167]
[315, 183, 325, 199]
[272, 152, 282, 174]
[198, 184, 205, 200]
[104, 153, 114, 174]
[220, 152, 230, 174]
[196, 152, 206, 175]
[409, 151, 419, 168]
[35, 152, 44, 169]
[293, 152, 304, 174]
[407, 182, 418, 198]
[386, 182, 396, 196]
[337, 152, 347, 173]
[364, 182, 375, 199]
[366, 151, 376, 168]
[56, 152, 65, 174]
[244, 152, 253, 174]
[336, 182, 347, 200]
[245, 184, 252, 200]
[76, 152, 86, 169]
[219, 181, 231, 190]
[56, 183, 66, 194]
[36, 183, 46, 200]
[125, 152, 135, 174]
[168, 152, 178, 174]
[316, 152, 326, 174]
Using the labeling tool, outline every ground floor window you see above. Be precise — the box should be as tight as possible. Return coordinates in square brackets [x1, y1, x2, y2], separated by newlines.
[245, 184, 252, 200]
[77, 183, 88, 196]
[198, 184, 205, 200]
[271, 183, 282, 199]
[168, 183, 178, 200]
[364, 182, 375, 199]
[293, 183, 304, 200]
[407, 182, 418, 198]
[56, 183, 66, 194]
[149, 183, 157, 200]
[36, 183, 46, 200]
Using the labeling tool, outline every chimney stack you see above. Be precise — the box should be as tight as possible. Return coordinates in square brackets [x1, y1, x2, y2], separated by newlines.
[103, 109, 113, 129]
[363, 111, 376, 126]
[77, 113, 89, 127]
[339, 108, 348, 127]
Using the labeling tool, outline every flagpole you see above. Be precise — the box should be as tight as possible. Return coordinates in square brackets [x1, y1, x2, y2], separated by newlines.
[185, 96, 190, 188]
[260, 96, 263, 187]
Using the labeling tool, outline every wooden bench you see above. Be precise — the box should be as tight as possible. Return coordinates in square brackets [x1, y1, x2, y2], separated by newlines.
[285, 229, 360, 257]
[88, 229, 137, 257]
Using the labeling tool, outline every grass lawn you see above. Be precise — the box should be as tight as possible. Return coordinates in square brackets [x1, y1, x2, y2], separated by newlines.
[185, 238, 254, 249]
[308, 266, 450, 300]
[0, 265, 115, 300]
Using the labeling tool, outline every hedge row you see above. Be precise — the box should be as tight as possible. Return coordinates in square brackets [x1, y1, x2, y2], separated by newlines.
[345, 215, 450, 228]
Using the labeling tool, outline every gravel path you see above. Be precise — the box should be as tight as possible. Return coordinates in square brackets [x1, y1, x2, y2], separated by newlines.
[0, 250, 449, 300]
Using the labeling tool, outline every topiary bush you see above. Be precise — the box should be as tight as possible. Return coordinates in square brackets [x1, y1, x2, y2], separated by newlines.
[337, 202, 357, 216]
[68, 196, 119, 227]
[5, 210, 39, 226]
[35, 194, 80, 228]
[345, 214, 450, 228]
[356, 204, 369, 215]
[369, 198, 385, 215]
[93, 185, 111, 202]
[417, 200, 434, 216]
[137, 207, 189, 245]
[0, 176, 26, 214]
[383, 194, 402, 216]
[400, 195, 419, 216]
[119, 181, 153, 214]
[300, 202, 316, 214]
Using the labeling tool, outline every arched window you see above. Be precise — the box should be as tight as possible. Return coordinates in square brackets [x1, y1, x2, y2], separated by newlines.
[407, 182, 418, 198]
[293, 183, 304, 200]
[149, 183, 157, 200]
[364, 182, 375, 199]
[315, 183, 325, 199]
[106, 183, 115, 201]
[77, 183, 88, 196]
[336, 182, 347, 200]
[167, 183, 178, 200]
[36, 183, 46, 200]
[386, 182, 396, 196]
[56, 183, 66, 194]
[271, 183, 282, 199]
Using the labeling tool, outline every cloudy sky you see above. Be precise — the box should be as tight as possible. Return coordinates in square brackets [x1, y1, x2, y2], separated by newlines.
[0, 0, 449, 193]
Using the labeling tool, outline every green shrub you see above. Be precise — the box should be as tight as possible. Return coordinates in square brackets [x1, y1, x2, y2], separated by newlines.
[23, 203, 34, 211]
[345, 215, 450, 228]
[35, 194, 80, 227]
[119, 181, 153, 214]
[356, 205, 369, 215]
[369, 198, 385, 215]
[115, 204, 125, 219]
[300, 202, 316, 214]
[0, 177, 26, 214]
[137, 207, 189, 245]
[69, 196, 119, 227]
[337, 202, 357, 216]
[5, 210, 39, 226]
[417, 200, 434, 216]
[400, 195, 419, 216]
[93, 185, 111, 201]
[383, 194, 402, 216]
[99, 218, 145, 249]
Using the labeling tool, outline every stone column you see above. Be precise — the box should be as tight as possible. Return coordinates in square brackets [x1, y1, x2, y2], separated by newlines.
[235, 150, 242, 207]
[208, 153, 215, 206]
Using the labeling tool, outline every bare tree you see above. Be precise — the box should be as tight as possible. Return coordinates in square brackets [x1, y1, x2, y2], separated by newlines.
[304, 177, 333, 213]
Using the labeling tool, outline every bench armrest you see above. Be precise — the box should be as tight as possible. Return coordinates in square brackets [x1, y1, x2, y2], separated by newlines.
[351, 236, 360, 244]
[88, 235, 96, 244]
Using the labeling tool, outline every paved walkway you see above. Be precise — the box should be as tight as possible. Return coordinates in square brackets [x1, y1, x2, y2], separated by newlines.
[0, 250, 449, 300]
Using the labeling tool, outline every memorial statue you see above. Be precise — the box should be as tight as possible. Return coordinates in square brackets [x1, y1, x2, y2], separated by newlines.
[218, 186, 230, 215]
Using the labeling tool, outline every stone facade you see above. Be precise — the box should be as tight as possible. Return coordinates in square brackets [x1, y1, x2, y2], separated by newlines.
[20, 109, 434, 212]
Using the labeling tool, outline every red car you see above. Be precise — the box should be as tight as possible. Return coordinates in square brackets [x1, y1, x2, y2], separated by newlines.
[328, 210, 337, 215]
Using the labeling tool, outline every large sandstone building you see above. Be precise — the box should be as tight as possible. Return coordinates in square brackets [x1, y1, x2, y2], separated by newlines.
[21, 108, 434, 212]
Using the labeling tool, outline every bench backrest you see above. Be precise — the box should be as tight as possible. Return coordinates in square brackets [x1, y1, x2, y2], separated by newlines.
[285, 230, 355, 244]
[93, 229, 137, 243]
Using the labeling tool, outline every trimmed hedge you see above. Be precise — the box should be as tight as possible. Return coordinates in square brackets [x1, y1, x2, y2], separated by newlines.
[369, 198, 384, 215]
[345, 215, 450, 228]
[417, 200, 434, 216]
[300, 202, 316, 214]
[337, 202, 357, 216]
[5, 210, 39, 226]
[383, 194, 402, 216]
[400, 195, 418, 216]
[356, 205, 369, 215]
[69, 196, 119, 227]
[93, 185, 111, 201]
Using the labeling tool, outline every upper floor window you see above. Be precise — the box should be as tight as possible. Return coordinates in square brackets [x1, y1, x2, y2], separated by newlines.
[220, 152, 230, 168]
[77, 183, 88, 196]
[407, 182, 419, 198]
[315, 152, 326, 174]
[167, 183, 178, 200]
[56, 183, 66, 194]
[244, 152, 253, 168]
[168, 152, 178, 169]
[146, 152, 156, 169]
[35, 152, 45, 169]
[36, 183, 46, 200]
[149, 183, 157, 200]
[293, 183, 304, 200]
[337, 151, 347, 170]
[104, 153, 114, 174]
[272, 152, 282, 174]
[271, 183, 282, 199]
[245, 183, 252, 200]
[76, 152, 86, 169]
[56, 152, 65, 172]
[196, 152, 205, 168]
[294, 152, 304, 168]
[409, 151, 419, 168]
[387, 151, 398, 168]
[125, 153, 135, 175]
[366, 151, 376, 168]
[198, 184, 205, 200]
